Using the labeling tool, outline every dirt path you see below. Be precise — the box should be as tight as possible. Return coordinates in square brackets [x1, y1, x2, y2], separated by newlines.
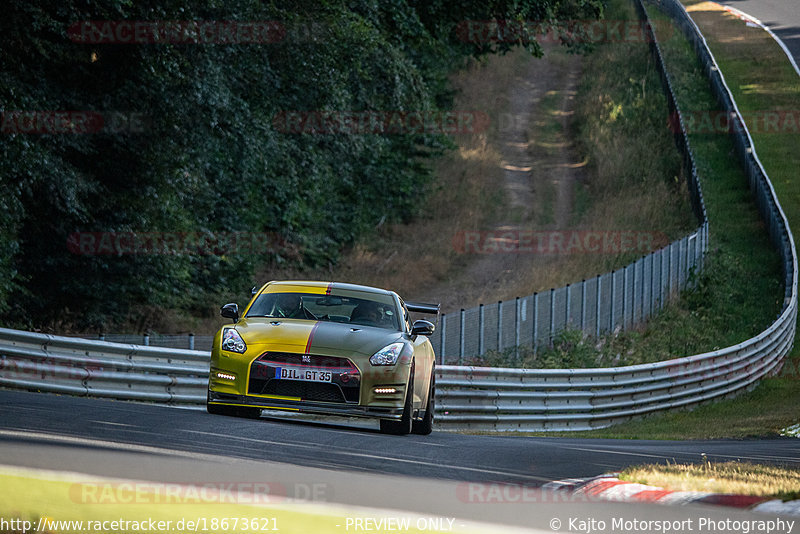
[427, 49, 587, 310]
[497, 47, 583, 229]
[546, 57, 584, 230]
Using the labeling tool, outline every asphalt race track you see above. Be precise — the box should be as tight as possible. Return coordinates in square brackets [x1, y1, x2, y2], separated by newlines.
[2, 390, 799, 483]
[1, 390, 798, 531]
[717, 0, 800, 68]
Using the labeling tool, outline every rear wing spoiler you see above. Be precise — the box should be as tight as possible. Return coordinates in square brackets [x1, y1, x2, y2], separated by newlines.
[406, 301, 440, 315]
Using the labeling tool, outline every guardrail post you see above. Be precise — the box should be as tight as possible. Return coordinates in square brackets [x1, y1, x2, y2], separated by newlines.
[440, 314, 446, 364]
[610, 270, 616, 331]
[188, 333, 195, 351]
[514, 297, 520, 361]
[143, 333, 150, 346]
[479, 304, 485, 355]
[640, 258, 646, 322]
[702, 222, 708, 271]
[700, 221, 708, 267]
[596, 274, 602, 337]
[99, 333, 105, 342]
[580, 280, 586, 331]
[623, 266, 629, 330]
[459, 309, 465, 365]
[565, 284, 571, 326]
[549, 288, 555, 343]
[667, 243, 673, 298]
[497, 301, 503, 352]
[632, 262, 638, 325]
[650, 252, 656, 317]
[660, 247, 666, 309]
[533, 292, 539, 354]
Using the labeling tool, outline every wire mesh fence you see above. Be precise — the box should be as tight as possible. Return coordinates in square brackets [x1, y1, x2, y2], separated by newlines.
[431, 230, 706, 363]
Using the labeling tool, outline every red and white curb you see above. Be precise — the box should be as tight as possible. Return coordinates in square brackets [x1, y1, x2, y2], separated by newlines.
[543, 475, 800, 516]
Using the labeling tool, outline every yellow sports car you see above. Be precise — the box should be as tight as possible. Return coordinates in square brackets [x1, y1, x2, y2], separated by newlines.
[207, 281, 438, 435]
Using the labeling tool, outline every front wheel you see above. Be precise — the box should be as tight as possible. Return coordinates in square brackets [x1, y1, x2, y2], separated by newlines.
[379, 376, 413, 435]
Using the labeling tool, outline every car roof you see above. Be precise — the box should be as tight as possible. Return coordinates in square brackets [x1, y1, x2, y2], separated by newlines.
[264, 280, 397, 297]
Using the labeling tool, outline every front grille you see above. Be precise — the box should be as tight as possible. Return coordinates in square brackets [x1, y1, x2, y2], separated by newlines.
[248, 351, 360, 403]
[257, 352, 352, 369]
[261, 381, 346, 403]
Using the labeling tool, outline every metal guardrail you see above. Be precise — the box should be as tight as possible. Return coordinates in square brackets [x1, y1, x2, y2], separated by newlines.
[65, 333, 215, 352]
[0, 0, 795, 431]
[0, 328, 209, 404]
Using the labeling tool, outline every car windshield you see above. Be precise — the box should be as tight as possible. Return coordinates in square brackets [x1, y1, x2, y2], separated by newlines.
[246, 291, 401, 331]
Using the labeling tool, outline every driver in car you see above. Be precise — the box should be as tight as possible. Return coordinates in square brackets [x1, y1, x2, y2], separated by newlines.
[349, 301, 385, 326]
[275, 294, 316, 320]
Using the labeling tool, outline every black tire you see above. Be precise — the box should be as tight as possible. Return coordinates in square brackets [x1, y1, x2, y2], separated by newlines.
[379, 375, 413, 435]
[412, 372, 434, 435]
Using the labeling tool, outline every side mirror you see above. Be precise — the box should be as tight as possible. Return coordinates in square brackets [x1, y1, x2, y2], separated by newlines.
[411, 319, 435, 337]
[220, 303, 239, 323]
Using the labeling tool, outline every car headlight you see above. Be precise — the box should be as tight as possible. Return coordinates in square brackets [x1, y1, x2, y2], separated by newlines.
[221, 327, 247, 354]
[369, 342, 405, 366]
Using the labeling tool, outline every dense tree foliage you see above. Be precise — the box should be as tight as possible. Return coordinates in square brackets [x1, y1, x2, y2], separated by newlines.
[0, 0, 602, 329]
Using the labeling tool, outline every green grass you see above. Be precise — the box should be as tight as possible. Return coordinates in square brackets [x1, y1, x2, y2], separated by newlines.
[620, 461, 800, 501]
[677, 0, 800, 349]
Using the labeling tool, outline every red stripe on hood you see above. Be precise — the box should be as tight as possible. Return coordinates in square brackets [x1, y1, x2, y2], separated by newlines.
[305, 322, 321, 354]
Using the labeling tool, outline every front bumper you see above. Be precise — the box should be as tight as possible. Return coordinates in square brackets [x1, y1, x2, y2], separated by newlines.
[207, 390, 405, 420]
[209, 348, 411, 420]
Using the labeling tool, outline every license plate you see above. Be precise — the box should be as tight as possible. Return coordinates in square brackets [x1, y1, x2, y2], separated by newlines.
[275, 366, 332, 383]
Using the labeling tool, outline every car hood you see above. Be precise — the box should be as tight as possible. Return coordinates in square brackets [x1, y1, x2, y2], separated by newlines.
[235, 319, 405, 357]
